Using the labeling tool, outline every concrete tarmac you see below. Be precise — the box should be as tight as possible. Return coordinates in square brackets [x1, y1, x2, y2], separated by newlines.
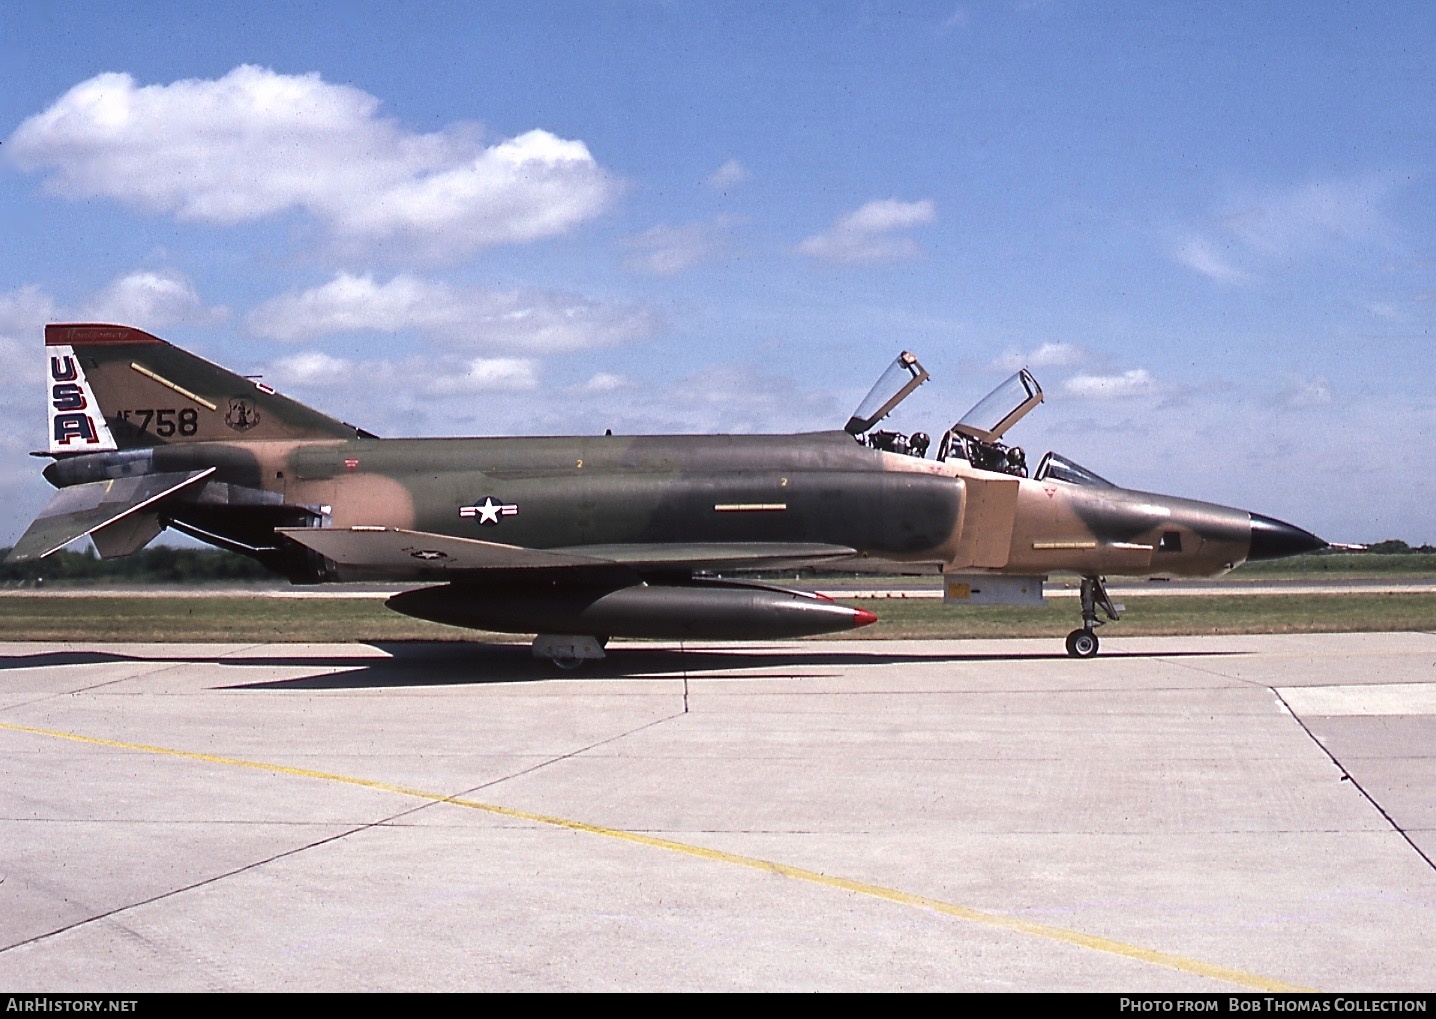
[1, 632, 1434, 992]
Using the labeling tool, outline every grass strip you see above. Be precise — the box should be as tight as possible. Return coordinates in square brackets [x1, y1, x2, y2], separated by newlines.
[0, 592, 1432, 643]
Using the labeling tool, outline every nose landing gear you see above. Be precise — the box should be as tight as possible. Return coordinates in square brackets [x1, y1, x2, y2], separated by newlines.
[1065, 576, 1121, 659]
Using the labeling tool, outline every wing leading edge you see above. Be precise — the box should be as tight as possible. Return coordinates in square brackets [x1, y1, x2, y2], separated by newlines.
[275, 527, 856, 576]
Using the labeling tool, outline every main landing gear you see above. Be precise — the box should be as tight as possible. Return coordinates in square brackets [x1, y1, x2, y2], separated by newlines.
[1065, 576, 1121, 659]
[532, 634, 608, 670]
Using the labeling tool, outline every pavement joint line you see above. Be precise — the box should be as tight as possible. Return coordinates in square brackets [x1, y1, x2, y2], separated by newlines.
[0, 655, 204, 715]
[461, 708, 689, 796]
[1271, 689, 1436, 876]
[1, 734, 507, 958]
[0, 718, 1312, 992]
[0, 809, 405, 958]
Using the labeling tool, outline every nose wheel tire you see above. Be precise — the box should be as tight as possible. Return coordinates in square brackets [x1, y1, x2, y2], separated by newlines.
[1065, 629, 1099, 659]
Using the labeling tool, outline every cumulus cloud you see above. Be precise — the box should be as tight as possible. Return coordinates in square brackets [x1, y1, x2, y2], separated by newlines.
[253, 349, 848, 445]
[0, 285, 59, 339]
[269, 350, 537, 395]
[0, 287, 60, 397]
[79, 269, 228, 327]
[8, 66, 616, 261]
[571, 372, 628, 395]
[706, 158, 750, 190]
[531, 363, 843, 436]
[989, 342, 1086, 373]
[433, 357, 538, 393]
[247, 272, 657, 352]
[1062, 369, 1160, 400]
[622, 218, 735, 276]
[654, 364, 846, 434]
[0, 270, 224, 360]
[799, 199, 935, 263]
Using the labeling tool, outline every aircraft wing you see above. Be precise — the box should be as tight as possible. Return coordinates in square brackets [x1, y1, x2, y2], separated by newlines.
[276, 527, 856, 575]
[6, 468, 216, 563]
[553, 542, 857, 570]
[276, 527, 611, 572]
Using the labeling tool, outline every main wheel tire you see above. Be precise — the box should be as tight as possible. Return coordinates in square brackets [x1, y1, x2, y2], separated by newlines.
[1065, 629, 1099, 659]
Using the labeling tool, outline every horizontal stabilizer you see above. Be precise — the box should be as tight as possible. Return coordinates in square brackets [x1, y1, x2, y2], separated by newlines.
[276, 527, 857, 576]
[6, 468, 215, 563]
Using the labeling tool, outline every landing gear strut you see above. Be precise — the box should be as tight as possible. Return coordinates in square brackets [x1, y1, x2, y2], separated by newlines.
[1065, 576, 1120, 659]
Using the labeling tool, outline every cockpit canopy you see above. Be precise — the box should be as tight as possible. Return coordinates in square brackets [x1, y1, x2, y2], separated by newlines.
[845, 352, 1113, 485]
[951, 370, 1042, 442]
[845, 351, 929, 437]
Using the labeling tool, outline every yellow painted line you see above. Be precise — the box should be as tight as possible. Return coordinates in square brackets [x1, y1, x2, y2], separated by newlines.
[0, 719, 1310, 991]
[714, 503, 788, 512]
[129, 362, 219, 411]
[1032, 541, 1098, 550]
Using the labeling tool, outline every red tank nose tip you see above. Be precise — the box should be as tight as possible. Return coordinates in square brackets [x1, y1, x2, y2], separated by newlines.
[852, 607, 878, 628]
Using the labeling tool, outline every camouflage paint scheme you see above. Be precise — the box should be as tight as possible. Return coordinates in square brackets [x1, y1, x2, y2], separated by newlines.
[11, 325, 1325, 656]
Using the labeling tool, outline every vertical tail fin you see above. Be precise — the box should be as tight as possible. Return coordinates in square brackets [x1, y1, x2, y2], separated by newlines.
[45, 324, 368, 451]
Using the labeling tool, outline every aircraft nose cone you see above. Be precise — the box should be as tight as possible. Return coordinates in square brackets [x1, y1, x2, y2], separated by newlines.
[1248, 513, 1327, 562]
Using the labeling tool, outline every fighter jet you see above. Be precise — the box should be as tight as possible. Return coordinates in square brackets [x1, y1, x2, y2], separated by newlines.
[9, 324, 1325, 664]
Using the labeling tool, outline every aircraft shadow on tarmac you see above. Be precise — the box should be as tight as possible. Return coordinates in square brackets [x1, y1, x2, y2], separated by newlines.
[0, 642, 1250, 689]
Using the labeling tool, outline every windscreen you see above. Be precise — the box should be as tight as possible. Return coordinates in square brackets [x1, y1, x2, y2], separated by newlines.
[1034, 452, 1114, 487]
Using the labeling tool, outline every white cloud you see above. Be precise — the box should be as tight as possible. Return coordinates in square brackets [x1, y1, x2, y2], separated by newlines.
[0, 271, 224, 381]
[1062, 369, 1159, 400]
[706, 158, 750, 190]
[571, 372, 628, 395]
[989, 342, 1086, 373]
[1277, 376, 1332, 409]
[1222, 176, 1394, 258]
[1367, 301, 1409, 323]
[8, 66, 616, 261]
[269, 350, 537, 396]
[798, 199, 936, 263]
[623, 219, 734, 276]
[464, 363, 844, 437]
[0, 284, 59, 337]
[653, 364, 846, 433]
[269, 351, 350, 385]
[247, 272, 657, 352]
[433, 357, 538, 393]
[1173, 237, 1248, 283]
[1172, 174, 1397, 283]
[79, 269, 228, 327]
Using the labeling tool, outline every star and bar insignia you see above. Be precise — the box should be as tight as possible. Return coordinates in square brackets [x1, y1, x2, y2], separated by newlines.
[459, 496, 519, 525]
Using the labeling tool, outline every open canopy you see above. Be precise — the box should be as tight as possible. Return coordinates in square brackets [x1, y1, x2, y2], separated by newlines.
[845, 351, 930, 436]
[951, 369, 1043, 443]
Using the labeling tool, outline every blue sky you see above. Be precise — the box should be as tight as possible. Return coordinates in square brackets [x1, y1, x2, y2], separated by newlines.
[2, 2, 1432, 546]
